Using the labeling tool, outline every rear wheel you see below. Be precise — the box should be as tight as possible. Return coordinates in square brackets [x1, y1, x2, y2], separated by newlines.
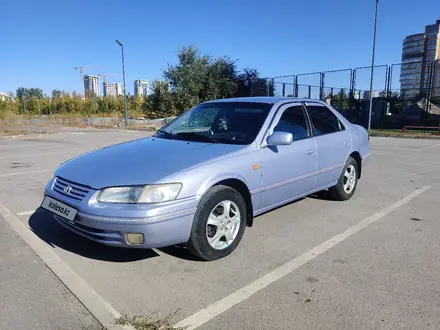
[329, 157, 358, 201]
[187, 185, 247, 261]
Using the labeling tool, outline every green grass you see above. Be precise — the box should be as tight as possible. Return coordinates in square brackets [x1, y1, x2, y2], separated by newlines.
[369, 129, 440, 139]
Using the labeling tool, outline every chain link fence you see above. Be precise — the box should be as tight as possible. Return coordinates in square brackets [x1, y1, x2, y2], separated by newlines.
[251, 60, 440, 130]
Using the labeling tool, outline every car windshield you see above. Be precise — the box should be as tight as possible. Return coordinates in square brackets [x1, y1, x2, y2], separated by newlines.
[155, 102, 273, 145]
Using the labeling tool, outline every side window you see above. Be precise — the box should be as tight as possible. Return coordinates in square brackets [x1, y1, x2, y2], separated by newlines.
[306, 105, 343, 136]
[274, 105, 310, 141]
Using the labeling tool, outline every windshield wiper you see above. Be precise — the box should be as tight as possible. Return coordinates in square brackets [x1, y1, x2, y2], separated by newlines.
[174, 132, 220, 143]
[155, 130, 174, 140]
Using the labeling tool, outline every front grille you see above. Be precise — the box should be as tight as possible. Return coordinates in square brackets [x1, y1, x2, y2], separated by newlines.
[53, 177, 91, 201]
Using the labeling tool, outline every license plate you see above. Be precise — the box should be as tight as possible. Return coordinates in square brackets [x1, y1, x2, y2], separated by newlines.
[41, 196, 78, 222]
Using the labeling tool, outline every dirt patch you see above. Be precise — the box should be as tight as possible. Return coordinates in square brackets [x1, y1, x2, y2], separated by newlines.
[115, 311, 184, 330]
[0, 119, 164, 138]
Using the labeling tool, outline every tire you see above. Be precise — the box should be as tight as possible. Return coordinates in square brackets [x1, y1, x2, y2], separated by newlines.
[329, 157, 359, 201]
[187, 185, 247, 261]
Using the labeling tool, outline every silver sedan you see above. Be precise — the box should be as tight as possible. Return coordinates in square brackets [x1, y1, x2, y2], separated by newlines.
[41, 97, 371, 260]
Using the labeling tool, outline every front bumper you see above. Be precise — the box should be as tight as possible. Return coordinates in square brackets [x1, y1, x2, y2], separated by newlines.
[44, 179, 198, 249]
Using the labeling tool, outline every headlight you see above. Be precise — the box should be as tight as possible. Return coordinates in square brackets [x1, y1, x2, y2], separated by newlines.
[97, 183, 182, 204]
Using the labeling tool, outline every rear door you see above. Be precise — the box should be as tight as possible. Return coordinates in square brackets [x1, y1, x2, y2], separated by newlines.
[305, 103, 351, 189]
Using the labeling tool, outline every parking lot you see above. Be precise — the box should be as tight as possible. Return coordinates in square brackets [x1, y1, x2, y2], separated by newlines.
[1, 129, 440, 330]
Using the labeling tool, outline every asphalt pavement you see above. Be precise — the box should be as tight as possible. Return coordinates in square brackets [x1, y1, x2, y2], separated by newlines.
[0, 211, 102, 330]
[1, 128, 439, 330]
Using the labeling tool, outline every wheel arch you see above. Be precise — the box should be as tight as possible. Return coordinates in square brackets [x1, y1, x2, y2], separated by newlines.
[207, 178, 254, 227]
[349, 151, 362, 179]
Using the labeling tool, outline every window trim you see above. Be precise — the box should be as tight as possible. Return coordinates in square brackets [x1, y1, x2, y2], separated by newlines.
[260, 102, 312, 148]
[303, 102, 345, 137]
[273, 104, 312, 142]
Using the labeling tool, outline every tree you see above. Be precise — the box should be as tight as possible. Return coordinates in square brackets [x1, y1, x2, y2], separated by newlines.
[235, 69, 260, 97]
[16, 87, 44, 100]
[16, 87, 28, 100]
[51, 89, 62, 100]
[26, 96, 41, 114]
[164, 45, 210, 113]
[200, 57, 238, 101]
[330, 89, 350, 110]
[234, 68, 274, 97]
[149, 80, 175, 117]
[29, 88, 44, 99]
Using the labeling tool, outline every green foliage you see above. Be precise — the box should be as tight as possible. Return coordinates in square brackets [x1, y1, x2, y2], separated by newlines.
[163, 45, 265, 113]
[16, 87, 44, 100]
[235, 69, 274, 97]
[149, 81, 175, 117]
[3, 45, 270, 119]
[164, 45, 211, 112]
[51, 89, 62, 100]
[330, 89, 350, 109]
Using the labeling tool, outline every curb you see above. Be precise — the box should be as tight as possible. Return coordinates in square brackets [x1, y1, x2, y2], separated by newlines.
[0, 204, 135, 330]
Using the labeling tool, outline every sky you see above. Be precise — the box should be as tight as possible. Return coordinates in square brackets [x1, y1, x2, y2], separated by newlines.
[2, 0, 440, 96]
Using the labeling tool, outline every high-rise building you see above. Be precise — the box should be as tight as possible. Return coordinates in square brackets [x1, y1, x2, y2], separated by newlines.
[363, 90, 379, 100]
[400, 20, 440, 98]
[134, 80, 149, 97]
[116, 83, 124, 96]
[103, 82, 124, 97]
[84, 75, 101, 96]
[103, 82, 117, 97]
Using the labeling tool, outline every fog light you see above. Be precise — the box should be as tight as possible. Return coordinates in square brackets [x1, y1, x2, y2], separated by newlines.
[126, 233, 144, 245]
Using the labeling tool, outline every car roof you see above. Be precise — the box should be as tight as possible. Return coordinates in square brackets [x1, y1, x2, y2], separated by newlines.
[203, 96, 326, 106]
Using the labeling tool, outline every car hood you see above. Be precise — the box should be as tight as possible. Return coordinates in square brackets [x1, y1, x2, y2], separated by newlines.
[55, 137, 246, 189]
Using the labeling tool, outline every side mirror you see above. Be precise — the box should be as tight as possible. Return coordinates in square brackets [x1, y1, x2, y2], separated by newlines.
[267, 131, 293, 146]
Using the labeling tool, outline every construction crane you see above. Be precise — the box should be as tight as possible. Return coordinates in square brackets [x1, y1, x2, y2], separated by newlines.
[73, 65, 102, 98]
[100, 73, 119, 84]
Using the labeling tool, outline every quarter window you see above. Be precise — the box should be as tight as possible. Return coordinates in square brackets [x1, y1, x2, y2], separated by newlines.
[306, 105, 343, 136]
[274, 105, 309, 141]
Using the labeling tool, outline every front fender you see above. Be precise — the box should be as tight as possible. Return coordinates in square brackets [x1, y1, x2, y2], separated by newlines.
[196, 172, 252, 197]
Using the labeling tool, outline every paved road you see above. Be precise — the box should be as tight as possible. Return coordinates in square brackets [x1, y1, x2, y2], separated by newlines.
[0, 212, 102, 330]
[1, 129, 439, 329]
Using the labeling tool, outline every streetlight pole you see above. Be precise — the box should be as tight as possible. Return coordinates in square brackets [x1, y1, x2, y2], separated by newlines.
[116, 40, 128, 127]
[368, 0, 379, 131]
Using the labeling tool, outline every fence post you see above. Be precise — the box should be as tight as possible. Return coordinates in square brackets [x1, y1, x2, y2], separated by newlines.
[319, 72, 325, 101]
[339, 89, 343, 109]
[271, 78, 275, 97]
[308, 85, 311, 99]
[425, 61, 434, 113]
[282, 83, 285, 97]
[294, 76, 298, 97]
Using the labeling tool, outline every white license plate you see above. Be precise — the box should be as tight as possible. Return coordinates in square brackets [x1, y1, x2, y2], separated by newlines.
[41, 196, 78, 222]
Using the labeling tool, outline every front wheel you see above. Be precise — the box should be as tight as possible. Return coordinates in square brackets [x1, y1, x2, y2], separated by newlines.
[187, 185, 247, 261]
[329, 157, 358, 201]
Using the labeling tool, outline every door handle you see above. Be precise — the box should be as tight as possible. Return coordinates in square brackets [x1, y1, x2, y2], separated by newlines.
[344, 140, 351, 146]
[306, 150, 315, 156]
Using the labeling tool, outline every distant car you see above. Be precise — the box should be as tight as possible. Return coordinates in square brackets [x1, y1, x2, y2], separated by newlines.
[41, 97, 371, 261]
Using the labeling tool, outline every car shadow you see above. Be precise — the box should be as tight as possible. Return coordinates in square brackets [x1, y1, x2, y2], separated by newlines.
[157, 245, 203, 262]
[307, 190, 333, 201]
[29, 209, 159, 262]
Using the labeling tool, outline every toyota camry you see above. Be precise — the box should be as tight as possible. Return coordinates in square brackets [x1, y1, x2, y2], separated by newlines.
[41, 97, 371, 261]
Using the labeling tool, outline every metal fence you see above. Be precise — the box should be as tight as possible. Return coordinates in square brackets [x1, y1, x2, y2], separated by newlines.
[251, 60, 440, 130]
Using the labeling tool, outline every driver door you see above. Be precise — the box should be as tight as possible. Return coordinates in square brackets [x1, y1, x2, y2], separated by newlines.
[259, 103, 318, 211]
